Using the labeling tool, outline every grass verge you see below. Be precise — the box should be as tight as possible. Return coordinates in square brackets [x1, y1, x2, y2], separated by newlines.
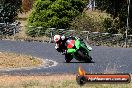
[0, 75, 131, 88]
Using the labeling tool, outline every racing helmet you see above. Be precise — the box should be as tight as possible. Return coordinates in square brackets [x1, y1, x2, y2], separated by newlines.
[61, 35, 65, 40]
[54, 35, 61, 42]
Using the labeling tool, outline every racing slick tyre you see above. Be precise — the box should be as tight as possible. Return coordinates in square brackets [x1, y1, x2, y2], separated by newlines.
[77, 49, 92, 62]
[84, 55, 92, 62]
[65, 53, 73, 63]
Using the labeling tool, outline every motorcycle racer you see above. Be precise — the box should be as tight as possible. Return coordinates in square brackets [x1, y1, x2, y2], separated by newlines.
[53, 35, 67, 53]
[54, 34, 92, 63]
[54, 35, 92, 52]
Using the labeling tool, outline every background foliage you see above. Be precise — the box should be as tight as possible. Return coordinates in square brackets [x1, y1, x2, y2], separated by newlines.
[27, 0, 86, 36]
[22, 0, 34, 13]
[95, 0, 132, 34]
[0, 0, 22, 23]
[70, 10, 114, 33]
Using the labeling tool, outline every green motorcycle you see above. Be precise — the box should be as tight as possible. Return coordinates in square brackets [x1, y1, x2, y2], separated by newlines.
[64, 37, 92, 63]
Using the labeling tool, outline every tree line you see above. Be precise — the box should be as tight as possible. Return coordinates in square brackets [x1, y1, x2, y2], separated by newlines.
[95, 0, 132, 34]
[0, 0, 22, 23]
[0, 0, 34, 23]
[0, 0, 132, 36]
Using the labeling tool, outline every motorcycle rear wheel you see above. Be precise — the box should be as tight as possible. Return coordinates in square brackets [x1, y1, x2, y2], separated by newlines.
[77, 48, 92, 62]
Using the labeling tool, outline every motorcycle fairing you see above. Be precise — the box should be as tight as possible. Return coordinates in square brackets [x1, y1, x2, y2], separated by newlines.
[67, 48, 76, 53]
[67, 39, 81, 53]
[75, 39, 80, 49]
[66, 39, 75, 49]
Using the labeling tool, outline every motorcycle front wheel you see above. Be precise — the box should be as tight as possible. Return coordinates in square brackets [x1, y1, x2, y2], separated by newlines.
[65, 53, 73, 63]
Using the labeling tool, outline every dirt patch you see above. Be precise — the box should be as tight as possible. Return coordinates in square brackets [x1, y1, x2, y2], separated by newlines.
[0, 52, 43, 68]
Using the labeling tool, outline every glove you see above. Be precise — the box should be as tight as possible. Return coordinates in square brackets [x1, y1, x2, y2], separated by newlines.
[61, 50, 67, 55]
[55, 44, 59, 49]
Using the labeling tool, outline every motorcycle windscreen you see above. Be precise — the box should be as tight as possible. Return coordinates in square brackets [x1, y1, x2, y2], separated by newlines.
[66, 39, 75, 49]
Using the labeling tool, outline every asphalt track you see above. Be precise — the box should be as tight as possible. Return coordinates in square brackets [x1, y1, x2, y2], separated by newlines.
[0, 40, 132, 75]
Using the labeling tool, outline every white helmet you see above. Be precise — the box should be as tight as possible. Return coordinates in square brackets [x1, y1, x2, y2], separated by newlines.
[54, 35, 61, 42]
[61, 35, 65, 40]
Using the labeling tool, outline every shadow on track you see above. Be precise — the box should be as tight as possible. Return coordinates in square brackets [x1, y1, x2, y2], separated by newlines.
[63, 61, 95, 63]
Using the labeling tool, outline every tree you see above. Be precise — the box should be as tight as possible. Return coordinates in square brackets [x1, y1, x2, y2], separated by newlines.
[0, 0, 22, 23]
[28, 0, 85, 29]
[22, 0, 35, 13]
[70, 11, 114, 33]
[96, 0, 132, 34]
